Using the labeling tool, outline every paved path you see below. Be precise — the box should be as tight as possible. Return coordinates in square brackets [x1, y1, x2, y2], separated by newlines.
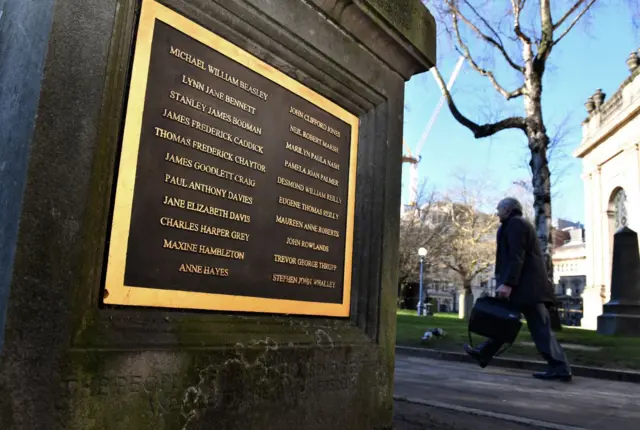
[395, 354, 640, 429]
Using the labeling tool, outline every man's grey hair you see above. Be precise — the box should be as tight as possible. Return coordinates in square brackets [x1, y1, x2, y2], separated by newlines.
[499, 197, 523, 214]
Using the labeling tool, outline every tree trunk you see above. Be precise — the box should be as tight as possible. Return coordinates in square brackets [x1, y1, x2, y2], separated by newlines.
[529, 139, 554, 285]
[458, 285, 474, 320]
[523, 67, 555, 287]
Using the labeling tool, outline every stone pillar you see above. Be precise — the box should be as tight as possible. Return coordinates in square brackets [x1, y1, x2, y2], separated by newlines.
[581, 168, 603, 329]
[0, 0, 436, 428]
[628, 144, 640, 234]
[597, 227, 640, 335]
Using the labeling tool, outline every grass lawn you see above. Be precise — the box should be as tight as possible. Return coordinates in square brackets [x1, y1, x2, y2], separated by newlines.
[396, 310, 640, 370]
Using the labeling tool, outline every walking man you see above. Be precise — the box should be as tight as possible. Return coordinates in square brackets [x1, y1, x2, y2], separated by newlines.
[464, 197, 572, 381]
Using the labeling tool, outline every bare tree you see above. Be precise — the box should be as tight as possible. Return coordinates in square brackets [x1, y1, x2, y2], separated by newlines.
[517, 113, 576, 197]
[507, 180, 536, 223]
[439, 175, 500, 318]
[398, 182, 448, 288]
[425, 0, 609, 286]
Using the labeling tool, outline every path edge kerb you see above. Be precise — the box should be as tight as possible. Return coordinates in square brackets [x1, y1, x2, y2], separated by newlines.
[396, 345, 640, 384]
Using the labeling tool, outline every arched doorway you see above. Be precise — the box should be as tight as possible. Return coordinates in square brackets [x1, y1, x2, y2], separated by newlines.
[605, 188, 628, 300]
[609, 188, 628, 232]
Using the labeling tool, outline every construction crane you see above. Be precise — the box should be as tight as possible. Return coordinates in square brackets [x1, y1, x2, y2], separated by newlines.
[403, 56, 465, 207]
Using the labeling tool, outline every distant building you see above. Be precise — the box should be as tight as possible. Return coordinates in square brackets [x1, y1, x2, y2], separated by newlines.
[553, 225, 587, 297]
[552, 223, 586, 326]
[574, 50, 640, 329]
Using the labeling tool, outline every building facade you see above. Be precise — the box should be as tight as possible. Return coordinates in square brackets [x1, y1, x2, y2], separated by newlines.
[574, 51, 640, 329]
[552, 222, 586, 326]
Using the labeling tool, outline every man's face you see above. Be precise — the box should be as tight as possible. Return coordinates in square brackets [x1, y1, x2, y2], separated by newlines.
[496, 201, 508, 221]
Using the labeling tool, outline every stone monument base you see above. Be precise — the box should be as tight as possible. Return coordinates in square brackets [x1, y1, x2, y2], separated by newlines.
[598, 313, 640, 335]
[598, 302, 640, 335]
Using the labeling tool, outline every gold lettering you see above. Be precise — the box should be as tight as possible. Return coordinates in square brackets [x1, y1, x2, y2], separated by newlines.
[232, 136, 264, 154]
[164, 151, 255, 187]
[183, 199, 251, 223]
[189, 117, 234, 143]
[272, 273, 314, 286]
[203, 266, 230, 276]
[193, 161, 255, 187]
[179, 264, 230, 277]
[289, 106, 341, 138]
[154, 127, 192, 147]
[207, 65, 269, 101]
[169, 46, 206, 70]
[284, 160, 339, 187]
[183, 74, 258, 114]
[278, 196, 339, 220]
[233, 155, 266, 173]
[273, 254, 337, 271]
[286, 236, 330, 253]
[278, 195, 301, 209]
[272, 273, 336, 288]
[169, 90, 208, 113]
[313, 279, 336, 288]
[157, 126, 252, 173]
[163, 239, 244, 260]
[162, 195, 186, 208]
[275, 215, 340, 238]
[230, 230, 250, 241]
[162, 109, 190, 126]
[160, 216, 199, 232]
[285, 142, 339, 170]
[276, 176, 342, 204]
[178, 263, 203, 274]
[164, 173, 253, 204]
[290, 124, 339, 153]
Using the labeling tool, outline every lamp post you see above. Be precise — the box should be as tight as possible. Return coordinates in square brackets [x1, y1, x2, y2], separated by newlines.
[418, 247, 427, 316]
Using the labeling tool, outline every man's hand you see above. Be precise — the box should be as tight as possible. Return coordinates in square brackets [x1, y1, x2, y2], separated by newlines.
[496, 285, 513, 298]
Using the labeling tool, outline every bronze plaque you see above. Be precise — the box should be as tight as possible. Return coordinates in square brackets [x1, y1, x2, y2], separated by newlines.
[103, 0, 358, 316]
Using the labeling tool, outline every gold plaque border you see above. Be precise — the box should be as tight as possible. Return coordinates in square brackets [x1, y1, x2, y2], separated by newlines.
[103, 0, 359, 317]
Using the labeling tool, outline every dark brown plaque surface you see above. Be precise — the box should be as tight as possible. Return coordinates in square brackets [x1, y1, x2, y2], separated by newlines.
[104, 0, 358, 316]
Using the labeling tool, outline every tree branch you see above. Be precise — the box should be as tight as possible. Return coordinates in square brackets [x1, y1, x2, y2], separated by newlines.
[511, 0, 532, 44]
[432, 66, 527, 139]
[538, 0, 554, 61]
[553, 0, 586, 29]
[553, 0, 598, 46]
[447, 0, 525, 72]
[450, 12, 526, 100]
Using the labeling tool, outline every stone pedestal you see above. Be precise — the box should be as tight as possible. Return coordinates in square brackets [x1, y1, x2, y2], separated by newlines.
[0, 1, 436, 428]
[581, 286, 604, 330]
[598, 227, 640, 335]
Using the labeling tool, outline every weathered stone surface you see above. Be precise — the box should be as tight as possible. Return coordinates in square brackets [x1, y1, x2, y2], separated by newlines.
[356, 0, 436, 65]
[598, 227, 640, 335]
[0, 0, 435, 428]
[0, 0, 55, 351]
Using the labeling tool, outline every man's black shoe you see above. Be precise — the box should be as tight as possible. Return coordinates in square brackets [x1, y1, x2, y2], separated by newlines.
[532, 369, 572, 382]
[464, 344, 489, 368]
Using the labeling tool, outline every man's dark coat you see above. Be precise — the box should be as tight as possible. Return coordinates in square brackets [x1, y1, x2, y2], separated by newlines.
[495, 212, 555, 305]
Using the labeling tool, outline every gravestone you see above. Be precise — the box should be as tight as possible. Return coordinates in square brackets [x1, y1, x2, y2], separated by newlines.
[598, 227, 640, 336]
[0, 0, 436, 428]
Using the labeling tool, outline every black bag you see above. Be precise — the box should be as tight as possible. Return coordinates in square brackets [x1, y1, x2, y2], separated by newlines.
[468, 296, 522, 355]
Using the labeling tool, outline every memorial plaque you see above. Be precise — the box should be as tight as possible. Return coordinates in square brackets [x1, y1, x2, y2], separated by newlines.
[103, 0, 358, 316]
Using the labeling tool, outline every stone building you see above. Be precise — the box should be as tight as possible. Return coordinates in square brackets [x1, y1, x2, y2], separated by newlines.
[574, 49, 640, 329]
[552, 221, 586, 326]
[552, 219, 587, 297]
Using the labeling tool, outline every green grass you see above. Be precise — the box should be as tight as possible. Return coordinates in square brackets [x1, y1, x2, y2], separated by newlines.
[396, 311, 640, 370]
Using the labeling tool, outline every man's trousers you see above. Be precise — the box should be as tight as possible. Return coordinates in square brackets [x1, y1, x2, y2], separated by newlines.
[477, 303, 571, 371]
